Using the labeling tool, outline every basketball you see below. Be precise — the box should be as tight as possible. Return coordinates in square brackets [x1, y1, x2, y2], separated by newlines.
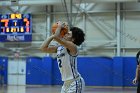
[51, 22, 68, 37]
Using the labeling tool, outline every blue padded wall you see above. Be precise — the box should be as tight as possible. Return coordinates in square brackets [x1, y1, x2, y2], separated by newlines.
[26, 57, 43, 84]
[25, 56, 137, 87]
[77, 57, 113, 86]
[0, 57, 8, 84]
[42, 57, 53, 85]
[123, 57, 136, 86]
[51, 58, 63, 85]
[26, 57, 62, 85]
[112, 57, 123, 86]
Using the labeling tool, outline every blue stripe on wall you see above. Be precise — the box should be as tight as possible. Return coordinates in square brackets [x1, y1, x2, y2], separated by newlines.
[77, 57, 113, 86]
[25, 56, 136, 86]
[123, 57, 136, 86]
[113, 57, 123, 86]
[1, 56, 136, 86]
[0, 57, 8, 84]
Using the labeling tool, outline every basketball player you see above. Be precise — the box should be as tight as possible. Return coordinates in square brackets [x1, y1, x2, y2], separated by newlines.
[133, 50, 140, 93]
[40, 21, 85, 93]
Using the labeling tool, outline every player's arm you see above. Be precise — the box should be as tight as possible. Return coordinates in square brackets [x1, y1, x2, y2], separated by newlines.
[40, 35, 57, 53]
[133, 65, 140, 84]
[54, 36, 76, 55]
[53, 22, 77, 55]
[133, 51, 140, 84]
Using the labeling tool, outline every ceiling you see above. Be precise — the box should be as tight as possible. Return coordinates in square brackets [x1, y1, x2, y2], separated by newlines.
[0, 0, 139, 6]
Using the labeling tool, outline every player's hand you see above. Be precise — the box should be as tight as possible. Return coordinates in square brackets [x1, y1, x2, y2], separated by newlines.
[132, 78, 138, 84]
[57, 21, 65, 28]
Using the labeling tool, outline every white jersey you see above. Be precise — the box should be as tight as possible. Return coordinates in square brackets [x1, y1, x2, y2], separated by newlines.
[57, 46, 80, 81]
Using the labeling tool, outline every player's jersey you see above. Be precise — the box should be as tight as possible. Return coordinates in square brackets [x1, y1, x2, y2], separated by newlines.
[136, 51, 140, 65]
[57, 45, 80, 81]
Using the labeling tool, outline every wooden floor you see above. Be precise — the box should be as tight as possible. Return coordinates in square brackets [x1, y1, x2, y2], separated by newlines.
[0, 85, 137, 93]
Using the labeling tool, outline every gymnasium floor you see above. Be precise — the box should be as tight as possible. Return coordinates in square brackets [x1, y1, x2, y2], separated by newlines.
[0, 85, 137, 93]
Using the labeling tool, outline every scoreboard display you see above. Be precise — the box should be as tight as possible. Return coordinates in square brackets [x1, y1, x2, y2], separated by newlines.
[0, 13, 32, 42]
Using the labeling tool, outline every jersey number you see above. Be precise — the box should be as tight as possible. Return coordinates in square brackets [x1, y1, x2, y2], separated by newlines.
[58, 59, 62, 68]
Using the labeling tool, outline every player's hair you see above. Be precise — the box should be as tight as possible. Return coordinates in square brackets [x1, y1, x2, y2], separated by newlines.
[70, 27, 85, 46]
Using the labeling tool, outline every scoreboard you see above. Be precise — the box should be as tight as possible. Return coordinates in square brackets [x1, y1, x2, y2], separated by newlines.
[0, 13, 32, 42]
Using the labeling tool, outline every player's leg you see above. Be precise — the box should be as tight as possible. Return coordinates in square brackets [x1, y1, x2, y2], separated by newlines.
[61, 85, 66, 93]
[67, 77, 85, 93]
[80, 77, 85, 93]
[137, 81, 140, 93]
